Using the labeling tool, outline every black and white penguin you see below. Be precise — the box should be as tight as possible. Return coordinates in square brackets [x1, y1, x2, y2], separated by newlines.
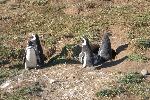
[30, 34, 45, 67]
[98, 32, 112, 61]
[24, 41, 37, 70]
[79, 37, 95, 68]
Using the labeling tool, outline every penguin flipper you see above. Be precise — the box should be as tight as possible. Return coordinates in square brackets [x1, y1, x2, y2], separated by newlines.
[23, 49, 26, 65]
[23, 49, 27, 70]
[79, 52, 85, 63]
[98, 47, 102, 56]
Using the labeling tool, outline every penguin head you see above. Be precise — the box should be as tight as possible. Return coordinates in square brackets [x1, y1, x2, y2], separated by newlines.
[31, 34, 36, 41]
[104, 32, 112, 37]
[81, 37, 90, 46]
[35, 34, 41, 45]
[35, 34, 39, 40]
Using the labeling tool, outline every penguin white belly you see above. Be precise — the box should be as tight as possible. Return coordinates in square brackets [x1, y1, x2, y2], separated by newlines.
[25, 48, 37, 69]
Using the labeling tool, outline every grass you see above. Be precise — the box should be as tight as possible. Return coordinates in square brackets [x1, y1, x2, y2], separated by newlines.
[135, 38, 150, 50]
[48, 44, 81, 65]
[44, 36, 56, 46]
[1, 82, 43, 100]
[118, 72, 144, 84]
[0, 67, 22, 85]
[128, 53, 149, 62]
[0, 60, 24, 86]
[126, 83, 150, 100]
[0, 0, 150, 99]
[96, 87, 125, 97]
[16, 82, 43, 96]
[0, 45, 25, 62]
[96, 72, 150, 99]
[127, 12, 150, 51]
[1, 0, 150, 63]
[130, 13, 150, 28]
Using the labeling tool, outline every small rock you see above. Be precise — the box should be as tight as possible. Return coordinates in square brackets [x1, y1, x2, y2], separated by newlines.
[49, 79, 56, 84]
[141, 69, 148, 76]
[0, 80, 11, 89]
[43, 75, 56, 84]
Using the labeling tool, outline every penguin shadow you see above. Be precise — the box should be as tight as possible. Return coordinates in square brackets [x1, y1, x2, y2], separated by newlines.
[96, 56, 128, 69]
[45, 44, 81, 67]
[116, 44, 128, 55]
[8, 61, 25, 70]
[0, 60, 10, 67]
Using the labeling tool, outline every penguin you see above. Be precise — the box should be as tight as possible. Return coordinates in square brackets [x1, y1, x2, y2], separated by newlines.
[98, 32, 113, 61]
[91, 43, 100, 55]
[30, 34, 45, 67]
[79, 37, 95, 68]
[24, 41, 37, 70]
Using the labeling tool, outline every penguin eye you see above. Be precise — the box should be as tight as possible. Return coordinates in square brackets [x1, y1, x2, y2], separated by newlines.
[81, 39, 84, 43]
[29, 36, 33, 39]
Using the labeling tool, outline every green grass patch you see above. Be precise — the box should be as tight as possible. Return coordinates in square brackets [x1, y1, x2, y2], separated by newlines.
[96, 72, 150, 99]
[127, 12, 150, 40]
[0, 67, 21, 85]
[128, 53, 149, 62]
[119, 72, 144, 84]
[0, 60, 23, 85]
[136, 38, 150, 50]
[44, 36, 56, 47]
[24, 0, 48, 6]
[48, 44, 81, 65]
[126, 83, 150, 100]
[0, 45, 24, 61]
[16, 82, 43, 96]
[1, 82, 43, 100]
[96, 87, 125, 97]
[131, 13, 150, 28]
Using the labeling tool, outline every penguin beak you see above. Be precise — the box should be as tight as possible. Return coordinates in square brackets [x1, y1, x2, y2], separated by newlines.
[28, 34, 34, 39]
[81, 38, 84, 43]
[107, 33, 112, 36]
[79, 37, 83, 43]
[30, 34, 36, 41]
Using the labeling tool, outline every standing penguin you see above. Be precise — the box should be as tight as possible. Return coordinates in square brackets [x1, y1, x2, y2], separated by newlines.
[30, 34, 45, 67]
[24, 41, 37, 70]
[79, 37, 95, 68]
[98, 32, 112, 61]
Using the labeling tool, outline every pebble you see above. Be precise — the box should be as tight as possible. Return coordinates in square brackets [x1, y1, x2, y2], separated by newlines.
[0, 80, 11, 89]
[141, 69, 148, 76]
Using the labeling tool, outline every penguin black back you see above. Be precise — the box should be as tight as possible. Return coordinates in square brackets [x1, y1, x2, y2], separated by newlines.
[101, 33, 111, 50]
[35, 34, 45, 66]
[99, 32, 112, 61]
[35, 34, 43, 54]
